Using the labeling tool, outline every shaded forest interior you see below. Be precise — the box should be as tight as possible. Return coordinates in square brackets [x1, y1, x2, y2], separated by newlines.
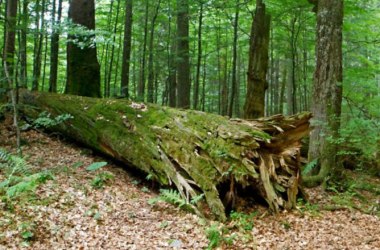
[1, 0, 379, 217]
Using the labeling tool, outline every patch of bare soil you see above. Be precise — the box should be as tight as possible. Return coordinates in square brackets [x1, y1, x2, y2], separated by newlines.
[0, 115, 379, 249]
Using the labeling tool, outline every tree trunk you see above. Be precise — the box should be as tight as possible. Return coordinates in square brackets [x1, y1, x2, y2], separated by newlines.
[65, 0, 101, 97]
[243, 0, 270, 119]
[192, 1, 203, 110]
[228, 2, 239, 118]
[120, 0, 133, 97]
[106, 0, 121, 98]
[32, 0, 46, 91]
[20, 91, 312, 221]
[49, 0, 63, 93]
[147, 0, 161, 103]
[304, 0, 343, 187]
[19, 0, 28, 89]
[176, 0, 191, 109]
[138, 0, 149, 101]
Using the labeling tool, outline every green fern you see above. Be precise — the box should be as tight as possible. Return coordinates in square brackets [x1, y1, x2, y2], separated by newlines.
[0, 148, 53, 199]
[148, 189, 198, 212]
[0, 148, 29, 176]
[302, 159, 318, 175]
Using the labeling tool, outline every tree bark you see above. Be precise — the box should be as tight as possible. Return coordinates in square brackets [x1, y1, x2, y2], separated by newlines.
[138, 0, 149, 101]
[19, 0, 28, 89]
[65, 0, 101, 98]
[192, 1, 203, 110]
[228, 2, 239, 118]
[243, 0, 270, 119]
[304, 0, 343, 187]
[147, 0, 161, 103]
[31, 0, 46, 91]
[20, 91, 312, 221]
[49, 0, 63, 93]
[176, 0, 191, 109]
[120, 0, 133, 97]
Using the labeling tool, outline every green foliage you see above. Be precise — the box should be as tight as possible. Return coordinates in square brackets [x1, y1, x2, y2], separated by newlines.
[90, 171, 114, 189]
[0, 148, 54, 201]
[148, 189, 204, 213]
[86, 161, 108, 171]
[19, 221, 36, 243]
[205, 224, 222, 250]
[31, 111, 73, 129]
[229, 211, 256, 231]
[302, 159, 318, 175]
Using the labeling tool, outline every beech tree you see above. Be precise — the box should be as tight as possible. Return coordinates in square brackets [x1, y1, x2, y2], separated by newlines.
[304, 0, 344, 187]
[65, 0, 101, 97]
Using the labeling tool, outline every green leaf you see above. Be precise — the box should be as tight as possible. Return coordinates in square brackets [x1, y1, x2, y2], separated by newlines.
[86, 162, 108, 171]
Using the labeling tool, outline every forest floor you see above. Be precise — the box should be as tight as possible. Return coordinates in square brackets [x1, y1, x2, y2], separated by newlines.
[0, 115, 379, 250]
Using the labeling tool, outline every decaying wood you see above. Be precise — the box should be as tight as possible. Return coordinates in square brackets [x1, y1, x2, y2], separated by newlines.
[19, 91, 311, 221]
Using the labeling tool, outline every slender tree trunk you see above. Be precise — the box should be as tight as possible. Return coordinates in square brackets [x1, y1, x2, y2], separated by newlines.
[273, 57, 280, 113]
[176, 0, 191, 108]
[228, 2, 239, 117]
[120, 0, 133, 97]
[48, 0, 62, 93]
[201, 50, 207, 112]
[279, 63, 287, 114]
[167, 1, 176, 107]
[65, 0, 101, 97]
[32, 0, 46, 91]
[147, 0, 161, 103]
[106, 0, 121, 98]
[243, 0, 270, 119]
[221, 48, 228, 116]
[304, 0, 343, 187]
[193, 1, 203, 110]
[138, 0, 149, 101]
[19, 0, 28, 88]
[113, 32, 123, 96]
[216, 16, 222, 114]
[3, 0, 20, 152]
[102, 0, 114, 98]
[41, 34, 48, 91]
[234, 50, 241, 117]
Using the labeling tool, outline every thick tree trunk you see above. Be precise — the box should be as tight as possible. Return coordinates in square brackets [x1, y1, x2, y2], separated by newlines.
[243, 0, 270, 119]
[305, 0, 343, 187]
[20, 91, 311, 221]
[66, 0, 101, 98]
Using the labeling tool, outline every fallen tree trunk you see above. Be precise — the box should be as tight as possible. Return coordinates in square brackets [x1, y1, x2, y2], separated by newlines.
[20, 91, 311, 221]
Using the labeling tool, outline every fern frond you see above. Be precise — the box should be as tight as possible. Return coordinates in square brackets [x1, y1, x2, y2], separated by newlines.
[302, 159, 318, 175]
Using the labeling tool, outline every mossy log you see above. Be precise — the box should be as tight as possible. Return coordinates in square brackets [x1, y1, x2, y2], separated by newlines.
[20, 91, 311, 221]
